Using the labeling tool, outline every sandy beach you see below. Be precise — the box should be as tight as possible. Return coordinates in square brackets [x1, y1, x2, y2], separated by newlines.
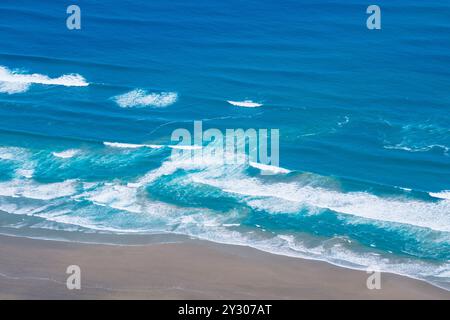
[0, 234, 448, 300]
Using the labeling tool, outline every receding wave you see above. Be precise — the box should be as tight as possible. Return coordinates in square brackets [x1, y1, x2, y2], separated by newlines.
[0, 66, 89, 94]
[113, 89, 178, 108]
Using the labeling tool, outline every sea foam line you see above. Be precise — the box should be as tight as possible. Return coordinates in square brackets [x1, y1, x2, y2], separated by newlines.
[0, 66, 89, 94]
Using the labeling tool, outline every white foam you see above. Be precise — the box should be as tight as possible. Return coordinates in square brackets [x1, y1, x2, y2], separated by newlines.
[3, 184, 448, 289]
[0, 147, 35, 178]
[103, 142, 163, 149]
[159, 213, 450, 290]
[0, 146, 29, 161]
[52, 149, 80, 159]
[191, 173, 450, 232]
[0, 201, 53, 216]
[15, 169, 34, 179]
[136, 159, 192, 186]
[0, 179, 78, 200]
[104, 141, 201, 150]
[430, 191, 450, 200]
[73, 180, 196, 226]
[394, 186, 412, 192]
[0, 145, 447, 289]
[91, 149, 450, 233]
[227, 100, 262, 108]
[113, 89, 178, 108]
[77, 183, 142, 213]
[0, 81, 30, 94]
[0, 156, 446, 289]
[168, 145, 202, 150]
[0, 148, 18, 160]
[249, 161, 290, 174]
[0, 66, 88, 94]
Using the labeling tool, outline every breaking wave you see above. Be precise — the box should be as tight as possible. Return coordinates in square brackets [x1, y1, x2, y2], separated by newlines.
[0, 143, 448, 290]
[0, 66, 88, 94]
[113, 89, 178, 108]
[227, 100, 263, 108]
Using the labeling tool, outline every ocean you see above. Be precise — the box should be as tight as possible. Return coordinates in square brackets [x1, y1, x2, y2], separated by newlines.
[0, 0, 449, 290]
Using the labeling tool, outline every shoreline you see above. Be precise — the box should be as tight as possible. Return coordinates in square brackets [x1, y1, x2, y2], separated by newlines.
[0, 234, 448, 299]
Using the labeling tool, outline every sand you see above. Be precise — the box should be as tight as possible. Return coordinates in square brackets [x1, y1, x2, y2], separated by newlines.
[0, 234, 448, 299]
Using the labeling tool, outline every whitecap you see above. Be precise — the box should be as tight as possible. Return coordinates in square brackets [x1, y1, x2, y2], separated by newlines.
[52, 149, 80, 159]
[0, 66, 88, 94]
[227, 100, 263, 108]
[0, 146, 32, 161]
[103, 141, 163, 149]
[113, 89, 178, 108]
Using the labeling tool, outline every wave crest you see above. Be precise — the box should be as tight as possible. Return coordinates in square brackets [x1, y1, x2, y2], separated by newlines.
[227, 100, 262, 108]
[0, 66, 89, 94]
[113, 89, 178, 108]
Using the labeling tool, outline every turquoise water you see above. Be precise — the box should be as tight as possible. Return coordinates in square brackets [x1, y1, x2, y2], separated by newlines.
[0, 0, 449, 289]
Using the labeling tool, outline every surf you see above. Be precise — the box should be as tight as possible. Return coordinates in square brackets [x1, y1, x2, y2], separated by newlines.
[227, 100, 263, 108]
[113, 89, 178, 108]
[0, 66, 88, 94]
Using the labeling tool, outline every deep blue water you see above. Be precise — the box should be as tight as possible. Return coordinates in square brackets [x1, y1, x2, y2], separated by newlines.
[0, 0, 449, 289]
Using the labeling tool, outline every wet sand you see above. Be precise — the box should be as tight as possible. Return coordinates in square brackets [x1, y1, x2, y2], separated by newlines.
[0, 234, 448, 299]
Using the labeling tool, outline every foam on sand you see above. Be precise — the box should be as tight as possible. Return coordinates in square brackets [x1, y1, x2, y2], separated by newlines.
[0, 66, 89, 94]
[113, 89, 178, 108]
[227, 100, 263, 108]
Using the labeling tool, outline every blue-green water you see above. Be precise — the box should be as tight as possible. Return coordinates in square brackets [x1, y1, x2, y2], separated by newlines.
[0, 0, 449, 289]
